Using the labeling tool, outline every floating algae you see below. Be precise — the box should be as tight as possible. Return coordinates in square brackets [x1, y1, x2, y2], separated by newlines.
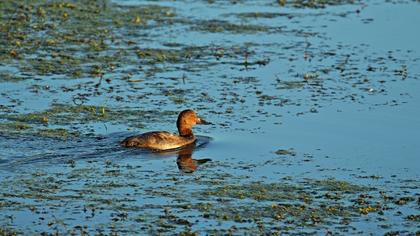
[1, 161, 418, 235]
[0, 103, 177, 137]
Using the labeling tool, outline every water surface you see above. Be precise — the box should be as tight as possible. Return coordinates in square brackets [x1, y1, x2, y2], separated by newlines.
[0, 0, 419, 235]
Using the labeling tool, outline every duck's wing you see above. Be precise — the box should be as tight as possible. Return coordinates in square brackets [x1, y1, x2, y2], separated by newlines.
[121, 131, 195, 150]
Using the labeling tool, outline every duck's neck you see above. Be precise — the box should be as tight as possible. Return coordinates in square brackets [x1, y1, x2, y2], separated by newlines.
[178, 126, 194, 137]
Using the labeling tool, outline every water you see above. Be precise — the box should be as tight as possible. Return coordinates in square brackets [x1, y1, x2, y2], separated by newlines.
[0, 0, 419, 235]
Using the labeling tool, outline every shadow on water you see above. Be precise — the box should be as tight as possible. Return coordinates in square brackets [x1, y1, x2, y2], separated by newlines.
[0, 133, 212, 171]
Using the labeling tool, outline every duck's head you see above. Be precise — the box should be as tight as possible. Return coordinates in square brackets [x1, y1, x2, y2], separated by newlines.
[177, 109, 210, 137]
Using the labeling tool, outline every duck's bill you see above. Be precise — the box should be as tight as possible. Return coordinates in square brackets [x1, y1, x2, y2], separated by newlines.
[197, 117, 212, 125]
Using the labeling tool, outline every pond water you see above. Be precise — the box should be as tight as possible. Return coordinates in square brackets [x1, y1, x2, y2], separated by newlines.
[0, 0, 419, 235]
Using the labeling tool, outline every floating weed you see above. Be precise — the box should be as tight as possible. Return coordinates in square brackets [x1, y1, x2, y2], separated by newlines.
[200, 181, 307, 201]
[0, 227, 18, 236]
[0, 1, 180, 78]
[282, 0, 360, 8]
[188, 179, 376, 230]
[235, 12, 293, 19]
[0, 103, 177, 137]
[36, 128, 80, 139]
[0, 161, 419, 235]
[303, 72, 318, 81]
[406, 214, 420, 222]
[358, 205, 377, 215]
[0, 73, 29, 82]
[275, 148, 296, 156]
[394, 196, 415, 205]
[0, 122, 79, 139]
[276, 80, 307, 90]
[0, 122, 32, 132]
[207, 0, 359, 9]
[192, 20, 271, 33]
[307, 178, 370, 193]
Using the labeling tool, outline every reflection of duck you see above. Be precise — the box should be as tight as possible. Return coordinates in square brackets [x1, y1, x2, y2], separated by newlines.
[121, 110, 210, 150]
[176, 145, 211, 173]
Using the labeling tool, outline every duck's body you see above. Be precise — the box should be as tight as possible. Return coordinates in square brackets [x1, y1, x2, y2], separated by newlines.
[121, 109, 209, 151]
[121, 131, 196, 150]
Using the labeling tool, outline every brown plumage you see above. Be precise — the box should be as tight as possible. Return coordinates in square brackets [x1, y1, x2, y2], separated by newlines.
[121, 109, 210, 150]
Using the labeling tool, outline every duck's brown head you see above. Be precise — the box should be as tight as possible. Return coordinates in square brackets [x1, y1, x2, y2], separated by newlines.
[177, 109, 210, 137]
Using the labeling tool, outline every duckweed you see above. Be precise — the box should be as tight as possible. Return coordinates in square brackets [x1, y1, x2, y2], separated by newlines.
[0, 104, 178, 137]
[284, 0, 360, 8]
[2, 161, 418, 235]
[275, 148, 297, 156]
[191, 20, 271, 33]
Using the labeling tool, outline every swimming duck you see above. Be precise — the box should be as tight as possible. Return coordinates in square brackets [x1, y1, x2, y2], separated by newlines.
[121, 109, 210, 150]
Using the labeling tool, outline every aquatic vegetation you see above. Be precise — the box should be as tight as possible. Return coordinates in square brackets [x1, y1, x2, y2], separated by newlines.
[0, 121, 80, 139]
[275, 148, 296, 156]
[0, 122, 31, 132]
[0, 1, 179, 78]
[236, 12, 294, 19]
[191, 20, 272, 33]
[0, 0, 268, 82]
[406, 214, 420, 222]
[0, 104, 177, 137]
[279, 0, 360, 8]
[309, 178, 370, 193]
[0, 161, 418, 235]
[0, 227, 18, 236]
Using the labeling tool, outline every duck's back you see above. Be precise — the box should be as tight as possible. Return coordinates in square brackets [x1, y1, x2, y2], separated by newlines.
[121, 131, 195, 150]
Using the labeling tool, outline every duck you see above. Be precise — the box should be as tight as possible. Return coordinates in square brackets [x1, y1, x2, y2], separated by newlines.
[121, 109, 210, 150]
